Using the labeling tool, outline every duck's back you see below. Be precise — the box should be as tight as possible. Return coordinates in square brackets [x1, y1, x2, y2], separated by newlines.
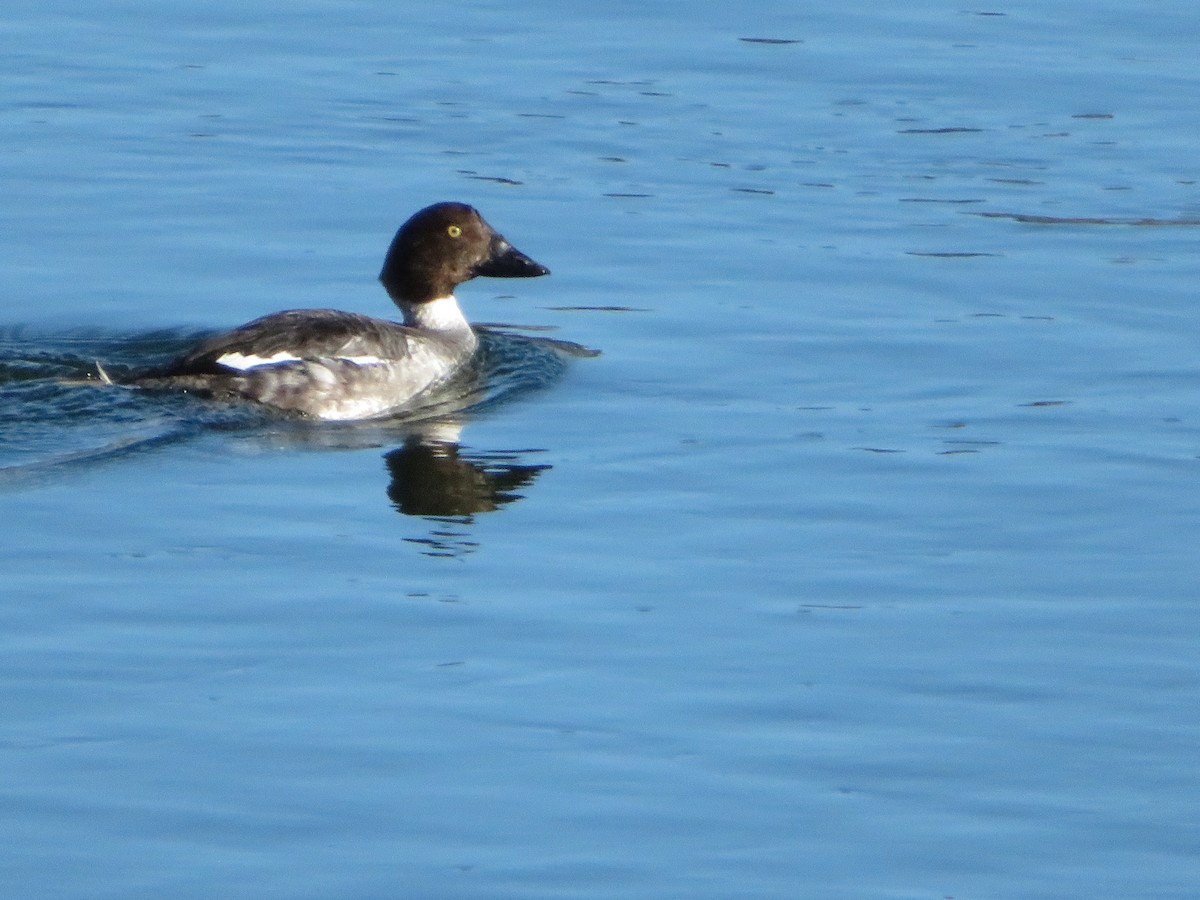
[138, 309, 476, 420]
[168, 309, 414, 373]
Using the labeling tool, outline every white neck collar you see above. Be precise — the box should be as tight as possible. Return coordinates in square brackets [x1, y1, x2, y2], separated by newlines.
[400, 295, 471, 332]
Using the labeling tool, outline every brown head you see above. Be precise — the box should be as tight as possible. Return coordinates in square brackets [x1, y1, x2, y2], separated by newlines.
[378, 202, 549, 307]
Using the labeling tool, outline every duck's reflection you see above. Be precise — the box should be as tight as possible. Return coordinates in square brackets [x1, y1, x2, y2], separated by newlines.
[375, 419, 550, 558]
[384, 438, 549, 517]
[226, 411, 553, 557]
[386, 439, 549, 558]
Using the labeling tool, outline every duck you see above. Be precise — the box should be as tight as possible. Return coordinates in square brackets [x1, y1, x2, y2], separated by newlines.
[127, 202, 549, 420]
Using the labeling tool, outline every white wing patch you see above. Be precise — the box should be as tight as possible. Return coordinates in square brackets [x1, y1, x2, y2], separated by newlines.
[216, 351, 387, 371]
[216, 351, 301, 370]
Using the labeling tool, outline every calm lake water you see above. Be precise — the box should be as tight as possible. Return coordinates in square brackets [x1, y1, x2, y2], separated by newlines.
[3, 1, 1199, 897]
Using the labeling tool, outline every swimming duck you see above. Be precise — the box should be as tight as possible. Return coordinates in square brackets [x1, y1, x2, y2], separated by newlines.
[130, 202, 549, 420]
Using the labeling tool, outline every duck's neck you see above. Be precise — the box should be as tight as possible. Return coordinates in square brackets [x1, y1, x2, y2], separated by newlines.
[399, 295, 472, 334]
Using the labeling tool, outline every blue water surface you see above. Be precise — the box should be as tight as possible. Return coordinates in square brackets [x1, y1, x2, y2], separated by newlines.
[3, 1, 1200, 897]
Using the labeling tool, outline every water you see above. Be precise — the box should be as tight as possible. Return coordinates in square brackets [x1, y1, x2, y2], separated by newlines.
[3, 1, 1200, 897]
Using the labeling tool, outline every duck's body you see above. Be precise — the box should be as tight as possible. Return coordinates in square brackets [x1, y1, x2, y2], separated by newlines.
[130, 202, 548, 420]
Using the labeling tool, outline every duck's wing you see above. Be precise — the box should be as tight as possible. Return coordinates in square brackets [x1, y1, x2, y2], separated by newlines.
[162, 310, 416, 375]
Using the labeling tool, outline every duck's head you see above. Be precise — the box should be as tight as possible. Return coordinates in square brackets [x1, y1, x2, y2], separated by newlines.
[379, 202, 549, 308]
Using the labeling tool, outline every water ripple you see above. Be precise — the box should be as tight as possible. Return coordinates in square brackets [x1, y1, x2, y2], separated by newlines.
[0, 325, 595, 483]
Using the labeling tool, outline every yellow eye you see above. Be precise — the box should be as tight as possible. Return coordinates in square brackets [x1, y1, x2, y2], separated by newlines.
[447, 225, 462, 238]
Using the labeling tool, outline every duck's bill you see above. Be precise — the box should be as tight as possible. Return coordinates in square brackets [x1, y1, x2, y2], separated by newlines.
[474, 238, 550, 278]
